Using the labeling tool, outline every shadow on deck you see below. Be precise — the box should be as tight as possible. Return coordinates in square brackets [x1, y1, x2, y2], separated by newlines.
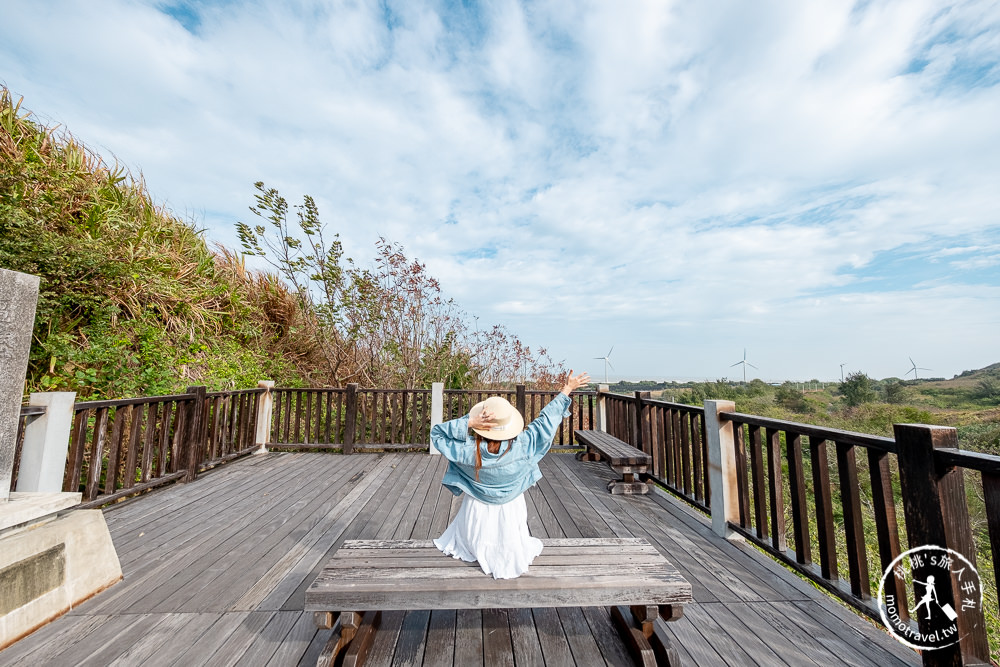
[0, 453, 919, 666]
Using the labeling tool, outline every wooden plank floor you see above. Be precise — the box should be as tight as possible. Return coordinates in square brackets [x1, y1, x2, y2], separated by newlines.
[1, 453, 920, 666]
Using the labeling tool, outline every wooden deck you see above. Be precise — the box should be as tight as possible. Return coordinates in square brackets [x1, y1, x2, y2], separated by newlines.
[1, 452, 920, 666]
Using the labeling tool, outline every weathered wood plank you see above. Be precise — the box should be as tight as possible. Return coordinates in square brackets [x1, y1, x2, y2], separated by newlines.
[391, 609, 430, 667]
[169, 612, 252, 667]
[508, 607, 545, 667]
[558, 605, 609, 667]
[265, 611, 323, 667]
[531, 607, 575, 666]
[68, 615, 161, 667]
[200, 611, 277, 667]
[453, 608, 484, 667]
[233, 610, 301, 666]
[239, 458, 400, 611]
[422, 609, 456, 667]
[363, 610, 405, 667]
[482, 608, 514, 667]
[106, 612, 215, 667]
[579, 606, 633, 666]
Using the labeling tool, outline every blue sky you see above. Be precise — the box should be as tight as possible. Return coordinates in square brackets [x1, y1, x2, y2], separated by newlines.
[2, 0, 999, 382]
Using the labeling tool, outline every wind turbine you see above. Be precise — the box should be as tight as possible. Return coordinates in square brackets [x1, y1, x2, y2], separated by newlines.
[594, 345, 615, 384]
[730, 348, 758, 384]
[840, 363, 847, 382]
[905, 357, 931, 380]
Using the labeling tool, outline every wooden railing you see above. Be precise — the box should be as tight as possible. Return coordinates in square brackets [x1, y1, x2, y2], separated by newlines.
[709, 409, 994, 666]
[66, 393, 194, 508]
[722, 413, 901, 616]
[598, 390, 998, 665]
[604, 392, 708, 511]
[13, 383, 591, 508]
[200, 387, 264, 464]
[269, 387, 434, 451]
[269, 385, 596, 453]
[45, 386, 263, 509]
[445, 388, 595, 448]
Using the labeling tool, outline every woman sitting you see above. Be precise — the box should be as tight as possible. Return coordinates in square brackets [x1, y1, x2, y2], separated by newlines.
[432, 371, 590, 579]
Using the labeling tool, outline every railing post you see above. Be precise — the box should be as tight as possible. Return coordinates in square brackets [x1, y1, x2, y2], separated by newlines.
[632, 391, 650, 450]
[429, 382, 444, 455]
[254, 381, 274, 453]
[595, 385, 608, 432]
[343, 383, 359, 455]
[705, 400, 738, 539]
[183, 386, 206, 482]
[894, 424, 990, 665]
[15, 392, 76, 493]
[515, 384, 526, 419]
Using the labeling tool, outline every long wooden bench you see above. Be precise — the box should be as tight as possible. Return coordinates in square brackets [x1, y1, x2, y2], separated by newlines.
[305, 537, 692, 666]
[575, 430, 652, 494]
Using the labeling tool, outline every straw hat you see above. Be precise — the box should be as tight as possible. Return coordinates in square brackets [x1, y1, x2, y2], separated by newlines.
[470, 396, 525, 440]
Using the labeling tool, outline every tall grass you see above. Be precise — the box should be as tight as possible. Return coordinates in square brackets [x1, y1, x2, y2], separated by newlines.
[1, 87, 322, 398]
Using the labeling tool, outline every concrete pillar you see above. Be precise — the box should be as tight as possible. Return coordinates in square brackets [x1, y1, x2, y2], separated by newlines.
[254, 381, 275, 453]
[15, 392, 76, 493]
[429, 383, 444, 455]
[0, 269, 40, 501]
[705, 400, 739, 538]
[595, 385, 609, 432]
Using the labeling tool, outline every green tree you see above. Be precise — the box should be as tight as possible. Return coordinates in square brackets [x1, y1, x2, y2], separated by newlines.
[775, 382, 807, 411]
[841, 372, 878, 407]
[883, 380, 907, 404]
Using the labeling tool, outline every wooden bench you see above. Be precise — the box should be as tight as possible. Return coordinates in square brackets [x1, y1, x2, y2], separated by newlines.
[305, 537, 692, 666]
[575, 430, 652, 494]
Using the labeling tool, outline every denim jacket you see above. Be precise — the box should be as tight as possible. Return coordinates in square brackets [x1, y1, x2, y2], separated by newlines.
[432, 393, 572, 505]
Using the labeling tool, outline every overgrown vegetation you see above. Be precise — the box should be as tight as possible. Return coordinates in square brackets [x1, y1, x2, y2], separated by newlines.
[1, 88, 564, 399]
[236, 182, 564, 389]
[1, 88, 321, 398]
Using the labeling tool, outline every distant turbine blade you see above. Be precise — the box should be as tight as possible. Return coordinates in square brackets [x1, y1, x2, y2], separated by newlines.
[607, 345, 615, 357]
[607, 360, 615, 371]
[730, 361, 742, 367]
[747, 363, 759, 370]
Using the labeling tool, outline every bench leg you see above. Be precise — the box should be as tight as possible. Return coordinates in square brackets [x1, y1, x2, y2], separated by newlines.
[611, 605, 657, 666]
[658, 604, 684, 622]
[649, 619, 682, 666]
[576, 449, 601, 461]
[616, 606, 682, 666]
[608, 479, 649, 495]
[316, 615, 352, 667]
[342, 610, 382, 667]
[316, 611, 374, 667]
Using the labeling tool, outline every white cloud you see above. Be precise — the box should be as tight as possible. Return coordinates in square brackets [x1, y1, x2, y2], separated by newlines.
[1, 0, 998, 381]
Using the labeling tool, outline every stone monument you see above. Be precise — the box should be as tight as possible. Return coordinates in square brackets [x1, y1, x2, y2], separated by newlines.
[0, 269, 39, 501]
[0, 268, 122, 649]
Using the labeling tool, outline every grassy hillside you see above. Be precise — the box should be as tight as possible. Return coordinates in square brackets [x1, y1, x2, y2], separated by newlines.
[1, 87, 324, 399]
[652, 369, 1000, 454]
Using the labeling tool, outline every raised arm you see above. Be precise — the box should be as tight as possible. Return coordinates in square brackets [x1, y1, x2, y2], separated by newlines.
[431, 414, 471, 460]
[522, 371, 591, 457]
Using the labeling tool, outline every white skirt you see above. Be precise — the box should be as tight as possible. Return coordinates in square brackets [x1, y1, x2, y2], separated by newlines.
[433, 493, 543, 579]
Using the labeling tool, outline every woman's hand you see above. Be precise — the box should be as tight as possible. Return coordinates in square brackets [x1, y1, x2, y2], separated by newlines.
[560, 370, 591, 396]
[469, 408, 497, 431]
